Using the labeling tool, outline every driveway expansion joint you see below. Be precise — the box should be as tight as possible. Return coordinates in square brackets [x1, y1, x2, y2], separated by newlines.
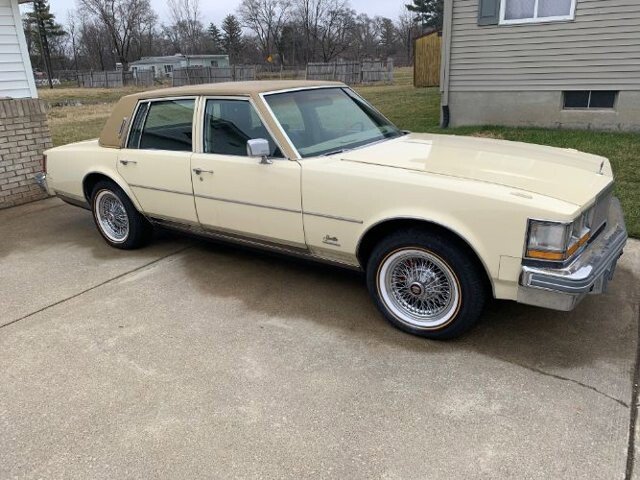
[0, 246, 193, 331]
[624, 306, 640, 480]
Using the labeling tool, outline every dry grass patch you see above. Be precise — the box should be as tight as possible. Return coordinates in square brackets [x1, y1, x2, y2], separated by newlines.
[470, 131, 506, 140]
[48, 104, 114, 146]
[39, 85, 155, 105]
[47, 103, 114, 126]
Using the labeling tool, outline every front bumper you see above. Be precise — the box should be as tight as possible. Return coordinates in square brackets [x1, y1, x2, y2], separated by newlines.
[518, 197, 627, 311]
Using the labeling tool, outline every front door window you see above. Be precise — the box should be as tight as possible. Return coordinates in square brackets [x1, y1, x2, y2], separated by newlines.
[203, 99, 283, 158]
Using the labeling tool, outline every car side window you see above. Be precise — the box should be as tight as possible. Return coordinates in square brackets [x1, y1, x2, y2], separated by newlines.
[127, 102, 148, 149]
[133, 99, 195, 152]
[203, 99, 283, 158]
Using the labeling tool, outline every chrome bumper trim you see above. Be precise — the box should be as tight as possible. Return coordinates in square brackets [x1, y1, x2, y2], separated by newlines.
[34, 172, 47, 191]
[518, 197, 627, 311]
[57, 192, 91, 210]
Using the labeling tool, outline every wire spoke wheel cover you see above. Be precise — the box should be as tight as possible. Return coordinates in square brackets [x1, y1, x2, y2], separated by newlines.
[377, 248, 461, 330]
[94, 190, 130, 243]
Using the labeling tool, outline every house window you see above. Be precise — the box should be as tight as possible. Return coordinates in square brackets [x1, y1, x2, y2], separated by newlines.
[164, 64, 173, 74]
[500, 0, 576, 24]
[563, 91, 618, 110]
[210, 60, 219, 67]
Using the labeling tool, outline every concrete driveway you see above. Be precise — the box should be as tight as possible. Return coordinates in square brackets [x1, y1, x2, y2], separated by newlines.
[1, 198, 639, 480]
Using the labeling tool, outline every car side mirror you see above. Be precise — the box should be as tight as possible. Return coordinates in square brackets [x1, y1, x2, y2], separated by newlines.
[247, 139, 272, 165]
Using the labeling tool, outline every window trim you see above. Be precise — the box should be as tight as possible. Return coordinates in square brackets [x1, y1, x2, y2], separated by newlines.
[125, 96, 198, 152]
[499, 0, 576, 25]
[200, 95, 288, 160]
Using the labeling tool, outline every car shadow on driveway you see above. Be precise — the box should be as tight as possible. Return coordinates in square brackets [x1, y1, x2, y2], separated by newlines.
[178, 235, 638, 388]
[0, 200, 186, 261]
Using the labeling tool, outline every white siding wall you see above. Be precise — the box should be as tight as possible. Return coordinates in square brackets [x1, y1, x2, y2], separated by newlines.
[449, 0, 640, 92]
[0, 0, 36, 98]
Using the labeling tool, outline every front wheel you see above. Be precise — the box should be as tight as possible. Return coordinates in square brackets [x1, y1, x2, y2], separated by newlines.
[91, 180, 152, 249]
[366, 229, 488, 340]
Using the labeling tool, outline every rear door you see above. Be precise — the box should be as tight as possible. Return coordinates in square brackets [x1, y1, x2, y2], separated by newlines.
[118, 97, 198, 224]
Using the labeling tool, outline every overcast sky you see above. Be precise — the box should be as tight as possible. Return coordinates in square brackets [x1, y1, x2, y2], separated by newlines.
[40, 0, 409, 26]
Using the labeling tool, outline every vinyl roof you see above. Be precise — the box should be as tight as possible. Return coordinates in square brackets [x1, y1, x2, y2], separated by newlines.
[126, 80, 345, 100]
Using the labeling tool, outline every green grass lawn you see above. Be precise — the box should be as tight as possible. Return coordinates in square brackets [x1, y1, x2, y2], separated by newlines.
[41, 76, 639, 238]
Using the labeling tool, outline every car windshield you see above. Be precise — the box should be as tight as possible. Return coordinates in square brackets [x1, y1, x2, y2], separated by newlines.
[264, 87, 402, 158]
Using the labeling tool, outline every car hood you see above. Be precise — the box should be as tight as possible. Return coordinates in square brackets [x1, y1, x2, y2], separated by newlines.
[339, 133, 613, 206]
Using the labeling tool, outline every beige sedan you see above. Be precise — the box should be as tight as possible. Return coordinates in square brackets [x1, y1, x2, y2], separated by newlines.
[37, 81, 628, 339]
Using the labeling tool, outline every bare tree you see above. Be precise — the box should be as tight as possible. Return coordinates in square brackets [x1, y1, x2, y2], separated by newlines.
[167, 0, 205, 54]
[295, 0, 349, 63]
[319, 6, 354, 61]
[396, 8, 415, 65]
[76, 14, 112, 70]
[67, 12, 79, 70]
[77, 0, 155, 68]
[238, 0, 291, 63]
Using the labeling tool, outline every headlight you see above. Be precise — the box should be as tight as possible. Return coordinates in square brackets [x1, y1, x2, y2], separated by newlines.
[526, 209, 594, 262]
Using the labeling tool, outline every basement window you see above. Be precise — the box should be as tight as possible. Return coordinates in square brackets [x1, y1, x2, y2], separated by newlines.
[563, 91, 618, 110]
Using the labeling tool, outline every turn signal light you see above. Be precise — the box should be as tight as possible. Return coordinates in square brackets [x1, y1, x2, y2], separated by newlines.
[525, 250, 567, 261]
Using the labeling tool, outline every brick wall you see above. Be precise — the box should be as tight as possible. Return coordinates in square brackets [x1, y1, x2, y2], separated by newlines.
[0, 98, 53, 209]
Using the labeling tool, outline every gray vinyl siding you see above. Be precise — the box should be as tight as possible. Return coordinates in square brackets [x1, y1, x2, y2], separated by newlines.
[449, 0, 640, 92]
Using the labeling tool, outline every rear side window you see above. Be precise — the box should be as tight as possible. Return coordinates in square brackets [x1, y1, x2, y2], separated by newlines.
[128, 99, 195, 151]
[127, 102, 148, 149]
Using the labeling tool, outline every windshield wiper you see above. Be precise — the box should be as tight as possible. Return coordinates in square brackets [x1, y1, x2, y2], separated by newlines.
[322, 149, 349, 156]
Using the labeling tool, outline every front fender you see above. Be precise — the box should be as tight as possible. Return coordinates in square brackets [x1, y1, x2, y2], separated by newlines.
[359, 208, 499, 282]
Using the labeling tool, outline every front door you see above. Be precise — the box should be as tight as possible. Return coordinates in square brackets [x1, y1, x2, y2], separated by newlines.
[118, 98, 198, 224]
[191, 98, 305, 248]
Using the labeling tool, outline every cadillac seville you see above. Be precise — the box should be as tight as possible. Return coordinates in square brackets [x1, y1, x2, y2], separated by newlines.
[36, 81, 628, 339]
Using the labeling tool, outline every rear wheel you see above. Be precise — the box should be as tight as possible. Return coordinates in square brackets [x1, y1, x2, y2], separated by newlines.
[91, 180, 152, 249]
[366, 229, 488, 340]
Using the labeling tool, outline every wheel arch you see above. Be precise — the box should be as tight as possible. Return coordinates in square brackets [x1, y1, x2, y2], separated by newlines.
[356, 217, 495, 296]
[82, 171, 143, 212]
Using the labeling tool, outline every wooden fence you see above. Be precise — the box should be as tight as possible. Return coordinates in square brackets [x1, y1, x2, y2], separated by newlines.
[306, 60, 394, 84]
[414, 32, 442, 87]
[256, 65, 307, 81]
[77, 70, 154, 88]
[172, 65, 256, 86]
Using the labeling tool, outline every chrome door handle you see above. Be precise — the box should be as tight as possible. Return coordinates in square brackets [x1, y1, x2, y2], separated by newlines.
[193, 168, 214, 175]
[120, 160, 138, 166]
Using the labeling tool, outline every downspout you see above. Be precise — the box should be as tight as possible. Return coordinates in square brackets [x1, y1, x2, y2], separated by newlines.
[440, 0, 454, 128]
